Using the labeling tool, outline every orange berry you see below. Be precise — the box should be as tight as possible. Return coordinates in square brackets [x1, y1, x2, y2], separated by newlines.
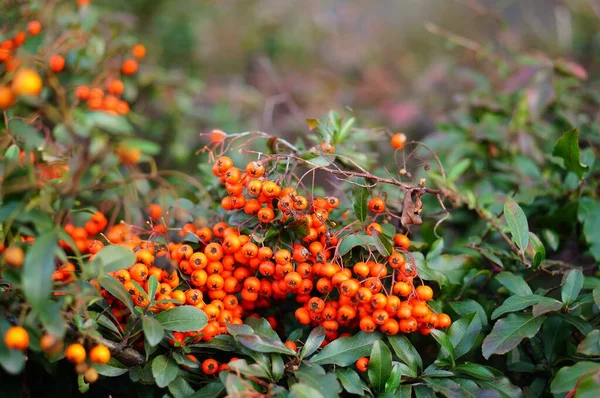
[437, 313, 452, 328]
[12, 68, 43, 96]
[49, 55, 65, 72]
[89, 345, 111, 364]
[284, 341, 297, 352]
[27, 21, 42, 36]
[4, 326, 29, 350]
[132, 44, 146, 59]
[368, 197, 385, 214]
[391, 133, 407, 149]
[108, 79, 125, 96]
[356, 357, 369, 372]
[3, 246, 24, 268]
[393, 234, 410, 249]
[201, 358, 218, 375]
[0, 85, 15, 110]
[65, 343, 86, 363]
[121, 59, 138, 75]
[40, 334, 63, 354]
[416, 285, 434, 301]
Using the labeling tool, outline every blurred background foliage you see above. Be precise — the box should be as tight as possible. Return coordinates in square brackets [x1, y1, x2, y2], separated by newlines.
[89, 0, 600, 167]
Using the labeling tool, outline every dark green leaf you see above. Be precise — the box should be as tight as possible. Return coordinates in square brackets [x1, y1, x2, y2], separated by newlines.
[454, 363, 494, 380]
[504, 197, 529, 252]
[552, 128, 588, 178]
[387, 335, 423, 372]
[155, 306, 207, 332]
[336, 369, 365, 395]
[385, 362, 403, 393]
[542, 316, 570, 364]
[424, 377, 475, 398]
[311, 331, 383, 366]
[431, 329, 455, 366]
[236, 334, 295, 355]
[550, 361, 600, 395]
[23, 231, 58, 311]
[352, 183, 369, 223]
[295, 364, 342, 397]
[495, 272, 532, 296]
[482, 314, 545, 359]
[8, 119, 44, 150]
[94, 359, 128, 377]
[142, 316, 164, 346]
[168, 377, 195, 398]
[475, 377, 523, 398]
[447, 312, 483, 359]
[100, 275, 135, 314]
[561, 269, 583, 305]
[368, 340, 392, 392]
[491, 295, 562, 319]
[289, 383, 325, 398]
[449, 300, 488, 326]
[189, 381, 224, 398]
[300, 326, 326, 359]
[91, 245, 135, 273]
[558, 313, 593, 335]
[151, 355, 179, 388]
[528, 233, 545, 268]
[577, 330, 600, 356]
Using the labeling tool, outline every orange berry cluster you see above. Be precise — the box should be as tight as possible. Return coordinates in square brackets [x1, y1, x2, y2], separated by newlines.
[75, 44, 145, 116]
[211, 156, 451, 340]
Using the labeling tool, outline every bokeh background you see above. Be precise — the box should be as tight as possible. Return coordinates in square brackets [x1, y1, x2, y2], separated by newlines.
[93, 0, 599, 166]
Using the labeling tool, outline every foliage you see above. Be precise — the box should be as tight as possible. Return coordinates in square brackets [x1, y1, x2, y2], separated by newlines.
[1, 1, 599, 397]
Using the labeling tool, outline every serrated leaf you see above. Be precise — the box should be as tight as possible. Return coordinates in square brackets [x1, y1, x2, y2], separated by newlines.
[552, 128, 588, 178]
[482, 314, 545, 359]
[504, 197, 529, 252]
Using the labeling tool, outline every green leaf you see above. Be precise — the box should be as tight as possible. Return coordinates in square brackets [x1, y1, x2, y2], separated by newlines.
[23, 231, 58, 311]
[168, 377, 195, 398]
[300, 326, 326, 359]
[100, 275, 135, 314]
[423, 378, 475, 398]
[155, 306, 207, 332]
[542, 316, 570, 364]
[94, 359, 129, 377]
[482, 314, 545, 359]
[311, 331, 383, 366]
[561, 269, 583, 305]
[449, 300, 488, 327]
[151, 355, 179, 388]
[528, 233, 545, 268]
[504, 197, 529, 252]
[454, 363, 494, 380]
[86, 111, 132, 135]
[91, 245, 135, 273]
[244, 317, 280, 341]
[368, 340, 392, 392]
[576, 370, 600, 397]
[142, 316, 165, 346]
[385, 362, 403, 393]
[542, 229, 559, 251]
[236, 334, 295, 355]
[271, 354, 284, 381]
[147, 275, 159, 301]
[352, 183, 369, 224]
[387, 335, 422, 372]
[491, 295, 562, 319]
[336, 369, 365, 395]
[447, 159, 471, 182]
[8, 119, 44, 150]
[475, 377, 523, 398]
[447, 312, 483, 359]
[431, 329, 455, 366]
[295, 364, 342, 397]
[495, 272, 532, 296]
[189, 381, 224, 398]
[558, 313, 593, 335]
[289, 383, 325, 398]
[578, 329, 600, 356]
[550, 361, 600, 395]
[228, 359, 270, 379]
[552, 128, 588, 178]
